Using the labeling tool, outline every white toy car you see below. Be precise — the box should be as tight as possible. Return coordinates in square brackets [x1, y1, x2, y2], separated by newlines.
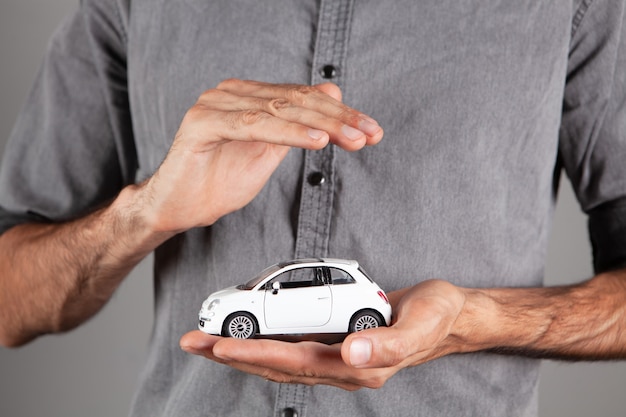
[198, 258, 392, 339]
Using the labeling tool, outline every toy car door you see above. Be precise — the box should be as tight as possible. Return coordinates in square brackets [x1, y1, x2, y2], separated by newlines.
[263, 266, 332, 329]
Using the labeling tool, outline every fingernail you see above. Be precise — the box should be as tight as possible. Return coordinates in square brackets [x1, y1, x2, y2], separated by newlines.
[358, 117, 381, 136]
[308, 128, 327, 141]
[349, 337, 372, 367]
[341, 124, 365, 141]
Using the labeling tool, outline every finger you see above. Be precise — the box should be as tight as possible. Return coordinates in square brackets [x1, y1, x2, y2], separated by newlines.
[216, 79, 340, 110]
[212, 337, 345, 374]
[195, 90, 372, 151]
[218, 358, 363, 391]
[179, 330, 226, 362]
[212, 337, 390, 389]
[308, 84, 385, 148]
[313, 82, 342, 102]
[207, 336, 360, 389]
[179, 102, 330, 151]
[215, 79, 384, 148]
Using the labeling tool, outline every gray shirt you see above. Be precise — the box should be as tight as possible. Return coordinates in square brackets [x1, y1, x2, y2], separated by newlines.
[1, 0, 625, 416]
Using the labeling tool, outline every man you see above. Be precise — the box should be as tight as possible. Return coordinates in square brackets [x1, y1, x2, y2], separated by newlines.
[1, 1, 625, 416]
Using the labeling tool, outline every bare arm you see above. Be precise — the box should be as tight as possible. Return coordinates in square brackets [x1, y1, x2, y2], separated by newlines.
[459, 269, 626, 360]
[0, 189, 173, 347]
[180, 268, 626, 390]
[0, 79, 383, 348]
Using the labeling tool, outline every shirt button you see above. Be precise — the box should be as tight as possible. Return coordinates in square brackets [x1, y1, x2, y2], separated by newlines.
[320, 64, 338, 79]
[281, 407, 298, 417]
[307, 172, 325, 186]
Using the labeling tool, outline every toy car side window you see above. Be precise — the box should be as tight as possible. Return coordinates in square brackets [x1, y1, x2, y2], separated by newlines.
[329, 267, 356, 285]
[267, 267, 318, 289]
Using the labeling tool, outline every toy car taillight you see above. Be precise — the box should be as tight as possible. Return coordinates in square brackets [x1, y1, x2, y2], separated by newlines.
[377, 290, 389, 304]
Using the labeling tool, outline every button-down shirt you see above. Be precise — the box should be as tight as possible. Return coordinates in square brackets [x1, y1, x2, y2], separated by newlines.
[1, 0, 625, 416]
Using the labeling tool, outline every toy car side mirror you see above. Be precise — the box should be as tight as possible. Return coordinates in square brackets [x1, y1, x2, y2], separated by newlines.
[272, 281, 280, 295]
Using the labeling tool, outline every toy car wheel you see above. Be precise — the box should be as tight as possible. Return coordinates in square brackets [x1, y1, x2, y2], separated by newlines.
[349, 309, 384, 333]
[223, 312, 257, 339]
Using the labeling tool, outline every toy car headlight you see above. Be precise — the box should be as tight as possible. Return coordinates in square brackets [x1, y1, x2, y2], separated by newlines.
[207, 299, 220, 311]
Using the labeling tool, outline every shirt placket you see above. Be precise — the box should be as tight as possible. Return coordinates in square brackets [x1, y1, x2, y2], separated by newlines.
[273, 1, 354, 416]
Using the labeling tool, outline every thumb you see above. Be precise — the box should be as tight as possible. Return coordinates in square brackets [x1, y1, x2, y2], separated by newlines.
[341, 327, 413, 369]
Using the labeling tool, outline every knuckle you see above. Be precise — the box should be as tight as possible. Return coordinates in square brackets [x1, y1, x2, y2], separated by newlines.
[261, 369, 291, 384]
[336, 108, 360, 124]
[285, 85, 317, 104]
[185, 103, 205, 121]
[238, 109, 269, 126]
[182, 102, 212, 128]
[223, 109, 269, 132]
[267, 98, 292, 112]
[300, 367, 321, 380]
[198, 88, 222, 101]
[383, 336, 411, 367]
[363, 375, 388, 389]
[296, 378, 318, 387]
[357, 368, 393, 390]
[194, 88, 235, 116]
[216, 77, 244, 90]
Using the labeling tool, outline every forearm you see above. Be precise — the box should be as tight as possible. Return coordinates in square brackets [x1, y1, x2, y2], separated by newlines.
[0, 185, 174, 347]
[453, 269, 626, 360]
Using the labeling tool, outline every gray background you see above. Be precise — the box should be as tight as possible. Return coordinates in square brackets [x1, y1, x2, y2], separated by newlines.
[0, 1, 625, 416]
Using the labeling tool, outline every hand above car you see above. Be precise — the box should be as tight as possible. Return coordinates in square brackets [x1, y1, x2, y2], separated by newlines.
[131, 79, 384, 235]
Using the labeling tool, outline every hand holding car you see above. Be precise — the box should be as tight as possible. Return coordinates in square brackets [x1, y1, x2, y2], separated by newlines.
[180, 279, 467, 390]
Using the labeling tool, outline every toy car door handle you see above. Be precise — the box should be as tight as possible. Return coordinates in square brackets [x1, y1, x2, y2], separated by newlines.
[317, 297, 330, 300]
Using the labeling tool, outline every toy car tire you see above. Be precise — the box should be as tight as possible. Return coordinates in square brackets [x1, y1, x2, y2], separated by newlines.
[349, 309, 384, 333]
[222, 312, 258, 339]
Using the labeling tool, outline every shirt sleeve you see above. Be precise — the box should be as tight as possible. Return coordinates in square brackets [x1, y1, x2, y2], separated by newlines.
[0, 0, 135, 234]
[559, 0, 626, 273]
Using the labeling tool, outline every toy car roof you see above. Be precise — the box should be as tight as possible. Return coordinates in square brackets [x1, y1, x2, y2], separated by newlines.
[277, 258, 359, 269]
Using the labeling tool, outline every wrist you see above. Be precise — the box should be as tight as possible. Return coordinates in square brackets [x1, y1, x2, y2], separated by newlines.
[106, 183, 178, 253]
[446, 287, 548, 354]
[445, 288, 496, 354]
